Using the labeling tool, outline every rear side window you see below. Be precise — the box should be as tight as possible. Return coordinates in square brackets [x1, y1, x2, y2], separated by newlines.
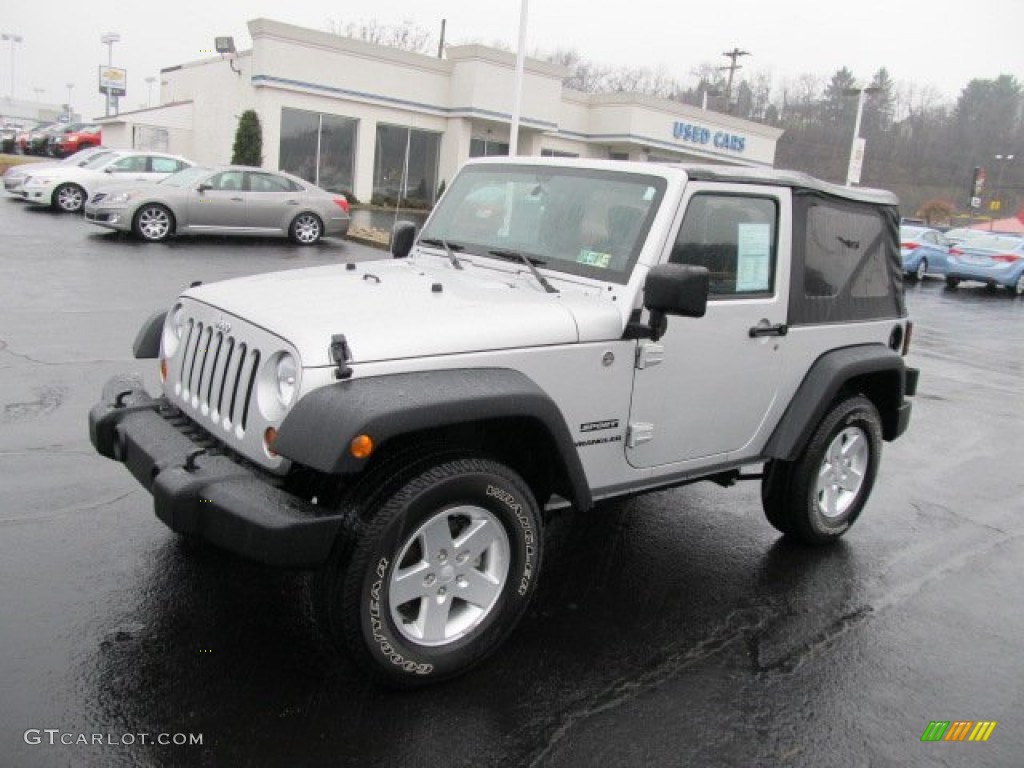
[670, 194, 778, 296]
[790, 191, 904, 324]
[150, 157, 183, 174]
[249, 172, 302, 193]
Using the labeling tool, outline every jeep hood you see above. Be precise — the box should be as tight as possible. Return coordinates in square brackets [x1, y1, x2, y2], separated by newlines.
[185, 258, 625, 366]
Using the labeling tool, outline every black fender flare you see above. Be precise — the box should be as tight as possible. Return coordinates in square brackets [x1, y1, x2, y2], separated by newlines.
[133, 311, 167, 359]
[764, 344, 912, 461]
[274, 368, 593, 510]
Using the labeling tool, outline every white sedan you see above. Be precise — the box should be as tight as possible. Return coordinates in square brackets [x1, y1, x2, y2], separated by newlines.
[20, 150, 193, 213]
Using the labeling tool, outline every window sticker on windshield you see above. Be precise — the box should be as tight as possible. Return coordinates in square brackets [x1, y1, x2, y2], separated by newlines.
[577, 249, 612, 268]
[736, 223, 772, 291]
[642, 186, 655, 201]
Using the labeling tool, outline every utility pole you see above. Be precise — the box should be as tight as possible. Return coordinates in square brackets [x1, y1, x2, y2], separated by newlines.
[719, 47, 750, 110]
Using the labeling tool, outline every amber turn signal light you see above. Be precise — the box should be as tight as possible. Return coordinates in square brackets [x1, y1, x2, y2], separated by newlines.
[264, 427, 279, 457]
[159, 358, 168, 382]
[349, 434, 374, 459]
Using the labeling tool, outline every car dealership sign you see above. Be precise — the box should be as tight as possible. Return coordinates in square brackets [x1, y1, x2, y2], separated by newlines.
[98, 66, 127, 97]
[672, 121, 746, 153]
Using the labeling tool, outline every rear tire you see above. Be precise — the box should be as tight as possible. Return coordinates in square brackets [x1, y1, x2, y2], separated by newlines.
[289, 213, 323, 245]
[1012, 273, 1024, 296]
[914, 259, 928, 281]
[316, 455, 542, 687]
[762, 395, 882, 545]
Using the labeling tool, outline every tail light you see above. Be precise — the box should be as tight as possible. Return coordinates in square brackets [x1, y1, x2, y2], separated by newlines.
[949, 248, 962, 256]
[333, 197, 350, 214]
[901, 242, 919, 250]
[991, 254, 1020, 263]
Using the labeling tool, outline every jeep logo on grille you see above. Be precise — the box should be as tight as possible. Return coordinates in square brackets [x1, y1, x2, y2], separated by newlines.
[214, 318, 232, 334]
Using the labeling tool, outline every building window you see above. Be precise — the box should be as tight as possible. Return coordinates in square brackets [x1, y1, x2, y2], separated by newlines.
[470, 138, 510, 158]
[541, 149, 578, 158]
[373, 124, 441, 207]
[279, 108, 356, 196]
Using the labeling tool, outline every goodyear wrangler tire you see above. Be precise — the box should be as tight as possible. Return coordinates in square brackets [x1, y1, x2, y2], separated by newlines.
[318, 456, 542, 687]
[761, 395, 882, 545]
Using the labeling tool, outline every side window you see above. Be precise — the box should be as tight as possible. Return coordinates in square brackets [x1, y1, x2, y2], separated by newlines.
[108, 156, 148, 173]
[150, 157, 181, 174]
[922, 231, 937, 245]
[670, 194, 778, 296]
[206, 171, 246, 191]
[249, 173, 299, 193]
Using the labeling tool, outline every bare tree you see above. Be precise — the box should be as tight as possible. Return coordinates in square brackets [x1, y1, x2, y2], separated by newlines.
[326, 18, 435, 54]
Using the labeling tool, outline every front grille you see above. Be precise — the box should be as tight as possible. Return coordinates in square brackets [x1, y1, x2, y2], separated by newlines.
[175, 319, 261, 437]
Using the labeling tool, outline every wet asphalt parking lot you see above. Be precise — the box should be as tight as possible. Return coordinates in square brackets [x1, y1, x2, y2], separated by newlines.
[1, 197, 1022, 768]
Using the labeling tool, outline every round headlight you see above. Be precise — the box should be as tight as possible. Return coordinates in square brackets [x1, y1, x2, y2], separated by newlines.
[275, 353, 298, 406]
[161, 304, 186, 358]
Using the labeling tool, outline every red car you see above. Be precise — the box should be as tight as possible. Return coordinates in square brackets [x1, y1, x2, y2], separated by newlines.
[51, 124, 102, 158]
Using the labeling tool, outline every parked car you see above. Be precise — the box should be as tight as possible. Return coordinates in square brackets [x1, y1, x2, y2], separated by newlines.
[0, 124, 19, 154]
[85, 165, 350, 244]
[945, 234, 1024, 295]
[50, 123, 102, 158]
[14, 123, 37, 154]
[900, 225, 951, 280]
[20, 150, 193, 212]
[27, 123, 63, 155]
[89, 159, 917, 686]
[3, 147, 113, 197]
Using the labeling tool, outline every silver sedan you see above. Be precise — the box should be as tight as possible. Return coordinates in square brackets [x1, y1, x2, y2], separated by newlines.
[84, 165, 351, 244]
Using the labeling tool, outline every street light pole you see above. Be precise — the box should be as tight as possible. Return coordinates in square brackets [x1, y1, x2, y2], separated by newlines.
[100, 32, 121, 117]
[509, 0, 528, 156]
[991, 154, 1015, 229]
[843, 85, 880, 186]
[145, 76, 156, 107]
[1, 32, 23, 100]
[66, 83, 74, 121]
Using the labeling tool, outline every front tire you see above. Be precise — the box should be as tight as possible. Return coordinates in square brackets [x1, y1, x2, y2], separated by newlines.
[53, 183, 86, 213]
[133, 204, 174, 242]
[317, 456, 542, 687]
[914, 259, 928, 281]
[762, 395, 882, 545]
[945, 276, 960, 289]
[289, 212, 323, 245]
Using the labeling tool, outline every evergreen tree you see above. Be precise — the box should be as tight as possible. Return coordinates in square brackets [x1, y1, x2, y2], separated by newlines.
[231, 110, 263, 167]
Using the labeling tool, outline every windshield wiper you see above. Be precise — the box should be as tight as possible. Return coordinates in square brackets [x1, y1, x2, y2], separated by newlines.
[488, 249, 559, 294]
[419, 237, 464, 270]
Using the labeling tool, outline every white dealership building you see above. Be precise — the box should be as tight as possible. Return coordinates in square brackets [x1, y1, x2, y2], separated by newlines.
[97, 18, 783, 205]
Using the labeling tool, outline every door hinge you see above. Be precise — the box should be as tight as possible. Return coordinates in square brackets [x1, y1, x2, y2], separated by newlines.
[627, 422, 655, 447]
[635, 341, 664, 369]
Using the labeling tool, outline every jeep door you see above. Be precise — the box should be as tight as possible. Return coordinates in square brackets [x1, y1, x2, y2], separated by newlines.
[627, 184, 791, 469]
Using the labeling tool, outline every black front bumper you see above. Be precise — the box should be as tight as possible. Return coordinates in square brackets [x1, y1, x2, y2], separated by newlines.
[89, 382, 345, 568]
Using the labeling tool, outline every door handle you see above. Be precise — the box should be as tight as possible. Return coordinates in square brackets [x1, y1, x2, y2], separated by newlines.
[749, 323, 788, 338]
[286, 200, 299, 205]
[230, 197, 244, 202]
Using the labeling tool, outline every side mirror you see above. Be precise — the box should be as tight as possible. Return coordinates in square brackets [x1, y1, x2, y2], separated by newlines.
[390, 221, 416, 259]
[638, 264, 709, 341]
[197, 183, 211, 193]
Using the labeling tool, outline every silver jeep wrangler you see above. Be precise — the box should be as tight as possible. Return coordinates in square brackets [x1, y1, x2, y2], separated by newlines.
[90, 158, 918, 686]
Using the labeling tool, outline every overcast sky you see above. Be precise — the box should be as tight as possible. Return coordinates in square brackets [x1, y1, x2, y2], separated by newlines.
[2, 0, 1020, 119]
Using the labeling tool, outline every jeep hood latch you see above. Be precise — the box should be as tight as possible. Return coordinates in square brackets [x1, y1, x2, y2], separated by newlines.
[330, 334, 354, 380]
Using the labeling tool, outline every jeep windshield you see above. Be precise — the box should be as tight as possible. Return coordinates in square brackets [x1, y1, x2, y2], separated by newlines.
[419, 163, 666, 284]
